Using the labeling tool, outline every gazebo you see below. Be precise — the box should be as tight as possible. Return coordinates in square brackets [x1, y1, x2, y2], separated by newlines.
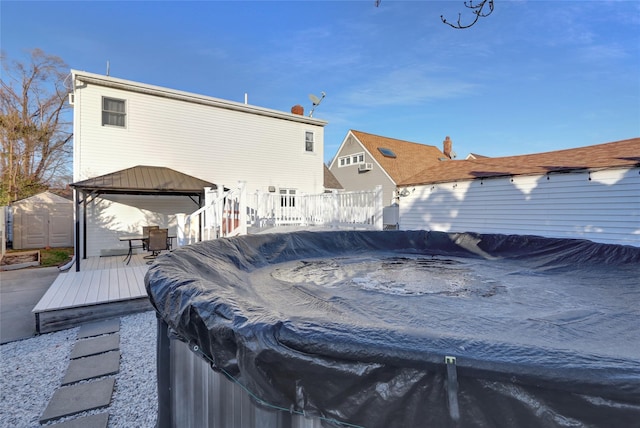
[70, 165, 215, 271]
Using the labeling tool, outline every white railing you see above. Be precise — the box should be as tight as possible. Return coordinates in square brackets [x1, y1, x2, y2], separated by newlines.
[176, 183, 247, 247]
[251, 185, 383, 230]
[177, 185, 383, 247]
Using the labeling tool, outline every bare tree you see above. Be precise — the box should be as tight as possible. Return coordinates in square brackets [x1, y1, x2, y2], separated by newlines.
[441, 0, 494, 29]
[374, 0, 494, 29]
[0, 49, 72, 205]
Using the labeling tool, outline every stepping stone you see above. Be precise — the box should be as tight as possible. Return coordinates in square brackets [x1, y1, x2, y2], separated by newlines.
[62, 351, 120, 385]
[47, 412, 109, 428]
[77, 318, 120, 339]
[40, 377, 115, 424]
[70, 333, 120, 359]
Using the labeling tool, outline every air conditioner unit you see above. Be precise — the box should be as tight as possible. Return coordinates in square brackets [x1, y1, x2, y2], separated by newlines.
[358, 163, 373, 172]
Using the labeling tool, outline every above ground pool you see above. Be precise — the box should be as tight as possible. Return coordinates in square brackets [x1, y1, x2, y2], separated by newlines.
[146, 230, 640, 428]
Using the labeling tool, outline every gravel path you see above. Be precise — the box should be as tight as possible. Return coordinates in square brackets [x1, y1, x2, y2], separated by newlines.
[0, 311, 158, 427]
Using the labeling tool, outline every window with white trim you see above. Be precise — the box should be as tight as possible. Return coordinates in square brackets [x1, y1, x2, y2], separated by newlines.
[280, 188, 296, 207]
[338, 152, 365, 167]
[305, 131, 314, 152]
[102, 97, 126, 127]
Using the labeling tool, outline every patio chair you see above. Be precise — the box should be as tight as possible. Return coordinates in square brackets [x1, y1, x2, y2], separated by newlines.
[145, 228, 169, 263]
[141, 225, 160, 250]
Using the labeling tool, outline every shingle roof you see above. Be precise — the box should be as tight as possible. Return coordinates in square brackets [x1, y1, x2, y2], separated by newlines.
[399, 138, 640, 186]
[350, 130, 446, 183]
[70, 165, 216, 195]
[323, 164, 343, 190]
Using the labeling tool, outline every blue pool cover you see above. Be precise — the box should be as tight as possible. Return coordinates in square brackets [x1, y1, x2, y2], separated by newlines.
[146, 230, 640, 428]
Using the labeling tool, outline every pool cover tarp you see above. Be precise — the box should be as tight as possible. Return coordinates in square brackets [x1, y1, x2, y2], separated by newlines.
[145, 230, 640, 428]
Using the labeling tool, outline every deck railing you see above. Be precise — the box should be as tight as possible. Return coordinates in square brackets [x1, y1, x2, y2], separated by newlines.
[176, 183, 247, 247]
[177, 185, 383, 247]
[250, 185, 384, 229]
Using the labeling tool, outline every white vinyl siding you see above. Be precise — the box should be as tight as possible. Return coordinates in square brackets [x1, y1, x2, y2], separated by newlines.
[399, 168, 640, 247]
[72, 71, 326, 256]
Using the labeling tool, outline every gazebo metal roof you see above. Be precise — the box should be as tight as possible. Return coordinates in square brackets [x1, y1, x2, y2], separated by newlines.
[70, 165, 216, 195]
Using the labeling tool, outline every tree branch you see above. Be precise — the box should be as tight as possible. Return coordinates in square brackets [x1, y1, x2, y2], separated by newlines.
[441, 0, 494, 29]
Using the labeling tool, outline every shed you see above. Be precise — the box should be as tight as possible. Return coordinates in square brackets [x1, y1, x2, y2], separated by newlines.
[11, 191, 73, 249]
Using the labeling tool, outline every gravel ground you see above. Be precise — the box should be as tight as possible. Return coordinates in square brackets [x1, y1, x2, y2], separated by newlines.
[0, 311, 158, 427]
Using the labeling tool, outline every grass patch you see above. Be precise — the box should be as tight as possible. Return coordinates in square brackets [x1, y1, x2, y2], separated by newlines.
[39, 247, 74, 267]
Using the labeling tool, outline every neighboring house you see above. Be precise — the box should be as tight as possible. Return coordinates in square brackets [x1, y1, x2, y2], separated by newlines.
[70, 70, 327, 257]
[328, 130, 450, 206]
[10, 191, 73, 249]
[323, 164, 343, 193]
[397, 138, 640, 247]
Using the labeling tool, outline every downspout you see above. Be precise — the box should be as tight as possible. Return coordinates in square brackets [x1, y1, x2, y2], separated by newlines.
[83, 193, 88, 263]
[75, 188, 81, 272]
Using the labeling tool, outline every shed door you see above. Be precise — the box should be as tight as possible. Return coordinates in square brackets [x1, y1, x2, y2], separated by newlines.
[49, 204, 73, 247]
[15, 204, 73, 249]
[20, 210, 48, 249]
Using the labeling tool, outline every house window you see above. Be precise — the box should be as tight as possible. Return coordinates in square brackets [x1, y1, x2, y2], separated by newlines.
[305, 131, 314, 152]
[280, 188, 296, 207]
[338, 152, 365, 167]
[102, 97, 126, 127]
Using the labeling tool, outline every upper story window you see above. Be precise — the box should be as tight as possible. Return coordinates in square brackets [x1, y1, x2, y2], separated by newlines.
[102, 97, 126, 127]
[305, 131, 314, 152]
[338, 152, 365, 167]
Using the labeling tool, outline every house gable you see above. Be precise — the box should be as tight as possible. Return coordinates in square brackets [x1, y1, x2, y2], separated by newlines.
[329, 130, 447, 205]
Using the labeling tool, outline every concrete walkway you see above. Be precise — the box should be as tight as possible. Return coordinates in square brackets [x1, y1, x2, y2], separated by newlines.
[40, 318, 121, 427]
[0, 266, 60, 344]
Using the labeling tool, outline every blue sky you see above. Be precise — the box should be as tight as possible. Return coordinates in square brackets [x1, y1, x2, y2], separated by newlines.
[2, 1, 639, 163]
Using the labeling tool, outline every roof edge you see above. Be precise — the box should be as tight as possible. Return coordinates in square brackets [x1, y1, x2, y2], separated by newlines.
[71, 69, 328, 127]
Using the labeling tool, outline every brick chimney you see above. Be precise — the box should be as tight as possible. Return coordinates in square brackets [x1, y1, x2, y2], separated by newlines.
[291, 105, 304, 115]
[443, 136, 453, 159]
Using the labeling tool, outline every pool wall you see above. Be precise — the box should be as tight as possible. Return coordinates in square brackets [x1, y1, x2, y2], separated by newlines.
[147, 230, 640, 428]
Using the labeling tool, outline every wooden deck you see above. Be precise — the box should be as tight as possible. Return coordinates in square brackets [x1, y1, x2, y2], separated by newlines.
[33, 253, 155, 333]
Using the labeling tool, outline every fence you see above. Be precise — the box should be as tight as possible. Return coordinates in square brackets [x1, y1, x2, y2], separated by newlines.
[176, 185, 384, 247]
[250, 186, 383, 229]
[176, 183, 247, 247]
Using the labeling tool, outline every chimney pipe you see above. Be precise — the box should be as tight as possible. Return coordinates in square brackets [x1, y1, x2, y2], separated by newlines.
[443, 136, 453, 159]
[291, 105, 304, 116]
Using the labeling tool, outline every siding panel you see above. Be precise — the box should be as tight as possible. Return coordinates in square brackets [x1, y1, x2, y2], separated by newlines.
[399, 168, 640, 246]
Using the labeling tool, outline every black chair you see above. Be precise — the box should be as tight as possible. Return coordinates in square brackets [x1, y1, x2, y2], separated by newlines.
[146, 228, 169, 263]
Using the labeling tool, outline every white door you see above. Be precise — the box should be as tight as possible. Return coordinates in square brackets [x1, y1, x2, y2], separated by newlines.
[21, 210, 48, 249]
[49, 204, 73, 247]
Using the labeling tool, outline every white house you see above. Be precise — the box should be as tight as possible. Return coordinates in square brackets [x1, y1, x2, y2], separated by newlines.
[70, 70, 327, 258]
[397, 138, 640, 247]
